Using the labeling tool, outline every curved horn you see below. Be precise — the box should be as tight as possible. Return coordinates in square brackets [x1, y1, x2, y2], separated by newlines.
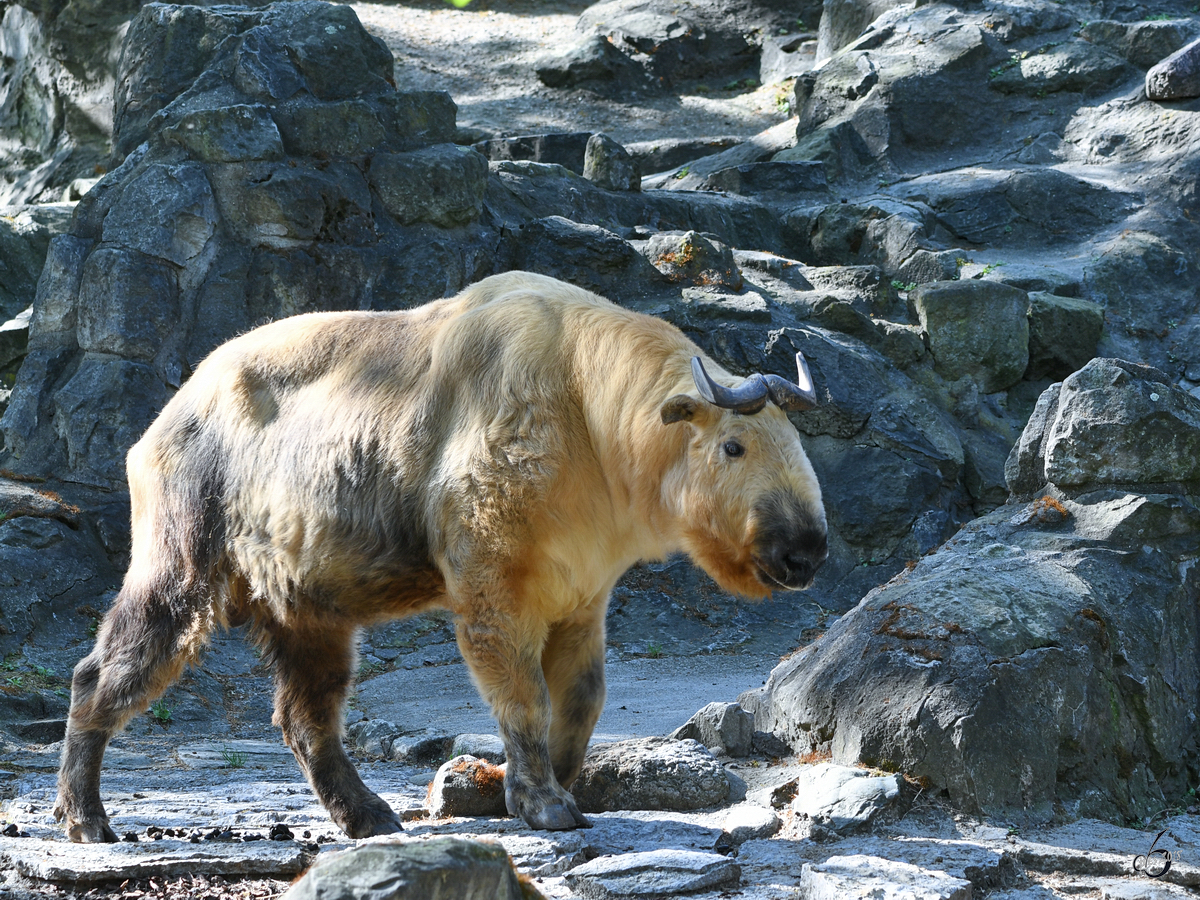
[690, 357, 769, 414]
[762, 351, 819, 411]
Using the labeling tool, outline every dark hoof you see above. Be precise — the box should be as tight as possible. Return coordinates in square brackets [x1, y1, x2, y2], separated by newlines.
[339, 803, 404, 839]
[66, 820, 119, 843]
[508, 786, 591, 831]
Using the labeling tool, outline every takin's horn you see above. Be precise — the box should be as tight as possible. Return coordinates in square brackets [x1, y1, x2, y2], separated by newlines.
[690, 353, 818, 414]
[763, 352, 818, 411]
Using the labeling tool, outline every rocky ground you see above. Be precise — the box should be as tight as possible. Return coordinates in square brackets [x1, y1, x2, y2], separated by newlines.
[2, 0, 1200, 896]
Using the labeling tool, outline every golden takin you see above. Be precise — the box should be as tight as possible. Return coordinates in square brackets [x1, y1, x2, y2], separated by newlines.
[55, 271, 827, 840]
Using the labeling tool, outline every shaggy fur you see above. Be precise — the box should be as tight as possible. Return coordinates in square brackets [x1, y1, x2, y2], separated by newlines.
[54, 272, 827, 840]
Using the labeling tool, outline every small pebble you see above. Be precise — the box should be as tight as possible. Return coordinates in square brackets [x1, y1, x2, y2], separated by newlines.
[123, 832, 139, 843]
[269, 823, 294, 841]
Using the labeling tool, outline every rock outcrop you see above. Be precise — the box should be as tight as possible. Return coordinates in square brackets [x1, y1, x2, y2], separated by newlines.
[745, 360, 1200, 823]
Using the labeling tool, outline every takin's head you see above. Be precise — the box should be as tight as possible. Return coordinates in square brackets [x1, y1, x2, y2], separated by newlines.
[659, 353, 828, 600]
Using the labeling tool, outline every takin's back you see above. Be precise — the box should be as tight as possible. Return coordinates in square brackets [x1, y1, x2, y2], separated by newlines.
[126, 273, 694, 621]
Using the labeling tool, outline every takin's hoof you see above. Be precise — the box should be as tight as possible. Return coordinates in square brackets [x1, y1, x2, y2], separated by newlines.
[337, 801, 404, 839]
[66, 820, 119, 843]
[508, 786, 591, 830]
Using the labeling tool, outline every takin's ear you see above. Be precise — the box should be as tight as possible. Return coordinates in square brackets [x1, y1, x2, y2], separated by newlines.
[661, 393, 700, 425]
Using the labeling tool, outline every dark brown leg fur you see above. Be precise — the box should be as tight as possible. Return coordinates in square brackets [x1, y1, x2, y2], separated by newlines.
[542, 602, 607, 790]
[263, 620, 402, 839]
[55, 580, 209, 842]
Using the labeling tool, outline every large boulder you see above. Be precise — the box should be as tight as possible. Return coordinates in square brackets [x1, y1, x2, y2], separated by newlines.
[552, 0, 810, 92]
[913, 281, 1030, 393]
[744, 362, 1200, 824]
[1146, 36, 1200, 101]
[0, 2, 488, 488]
[283, 838, 534, 900]
[1006, 358, 1200, 496]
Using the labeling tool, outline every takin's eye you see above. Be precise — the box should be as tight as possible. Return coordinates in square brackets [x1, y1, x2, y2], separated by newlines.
[723, 440, 746, 459]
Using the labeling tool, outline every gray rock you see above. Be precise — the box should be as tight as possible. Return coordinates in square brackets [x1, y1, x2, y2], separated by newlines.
[584, 133, 640, 191]
[347, 719, 402, 759]
[744, 473, 1200, 824]
[112, 5, 261, 163]
[990, 40, 1133, 95]
[1016, 131, 1065, 165]
[1079, 19, 1197, 70]
[645, 118, 802, 192]
[699, 160, 826, 195]
[893, 168, 1135, 247]
[791, 763, 900, 833]
[797, 10, 998, 168]
[370, 144, 489, 227]
[283, 837, 527, 900]
[27, 234, 91, 348]
[535, 35, 648, 94]
[913, 280, 1030, 392]
[1025, 292, 1103, 380]
[1146, 36, 1200, 101]
[0, 477, 79, 528]
[643, 231, 742, 289]
[677, 287, 771, 323]
[1084, 231, 1199, 362]
[176, 740, 298, 770]
[773, 120, 877, 184]
[390, 734, 455, 766]
[623, 136, 744, 174]
[565, 849, 740, 898]
[895, 250, 961, 287]
[257, 2, 395, 103]
[162, 104, 285, 164]
[100, 162, 218, 267]
[670, 702, 755, 757]
[427, 756, 508, 819]
[52, 358, 171, 487]
[1003, 381, 1062, 498]
[800, 855, 972, 900]
[450, 734, 506, 764]
[0, 208, 58, 322]
[816, 0, 906, 62]
[474, 132, 595, 174]
[572, 738, 731, 813]
[511, 216, 664, 296]
[212, 158, 375, 249]
[760, 34, 817, 86]
[573, 0, 798, 90]
[0, 307, 30, 372]
[75, 249, 180, 361]
[1039, 358, 1200, 489]
[0, 837, 313, 885]
[719, 804, 780, 845]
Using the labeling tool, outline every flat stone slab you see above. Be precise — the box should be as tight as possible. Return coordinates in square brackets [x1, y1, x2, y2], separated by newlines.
[800, 855, 972, 900]
[565, 848, 740, 898]
[0, 837, 314, 884]
[176, 740, 298, 769]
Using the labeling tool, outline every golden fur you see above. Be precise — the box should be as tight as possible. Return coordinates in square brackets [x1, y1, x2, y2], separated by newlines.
[55, 271, 825, 840]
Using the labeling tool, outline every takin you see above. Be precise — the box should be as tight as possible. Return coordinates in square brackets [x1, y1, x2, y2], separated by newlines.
[55, 271, 828, 841]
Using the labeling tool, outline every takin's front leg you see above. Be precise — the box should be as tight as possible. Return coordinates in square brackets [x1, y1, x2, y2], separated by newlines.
[456, 611, 591, 830]
[542, 596, 607, 790]
[262, 621, 403, 839]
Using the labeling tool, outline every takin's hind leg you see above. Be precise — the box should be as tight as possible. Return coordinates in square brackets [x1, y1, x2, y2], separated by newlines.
[542, 597, 607, 790]
[54, 579, 212, 842]
[263, 621, 402, 839]
[456, 611, 591, 831]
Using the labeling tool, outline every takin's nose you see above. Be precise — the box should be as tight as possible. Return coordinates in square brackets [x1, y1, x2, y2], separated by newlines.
[763, 529, 828, 590]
